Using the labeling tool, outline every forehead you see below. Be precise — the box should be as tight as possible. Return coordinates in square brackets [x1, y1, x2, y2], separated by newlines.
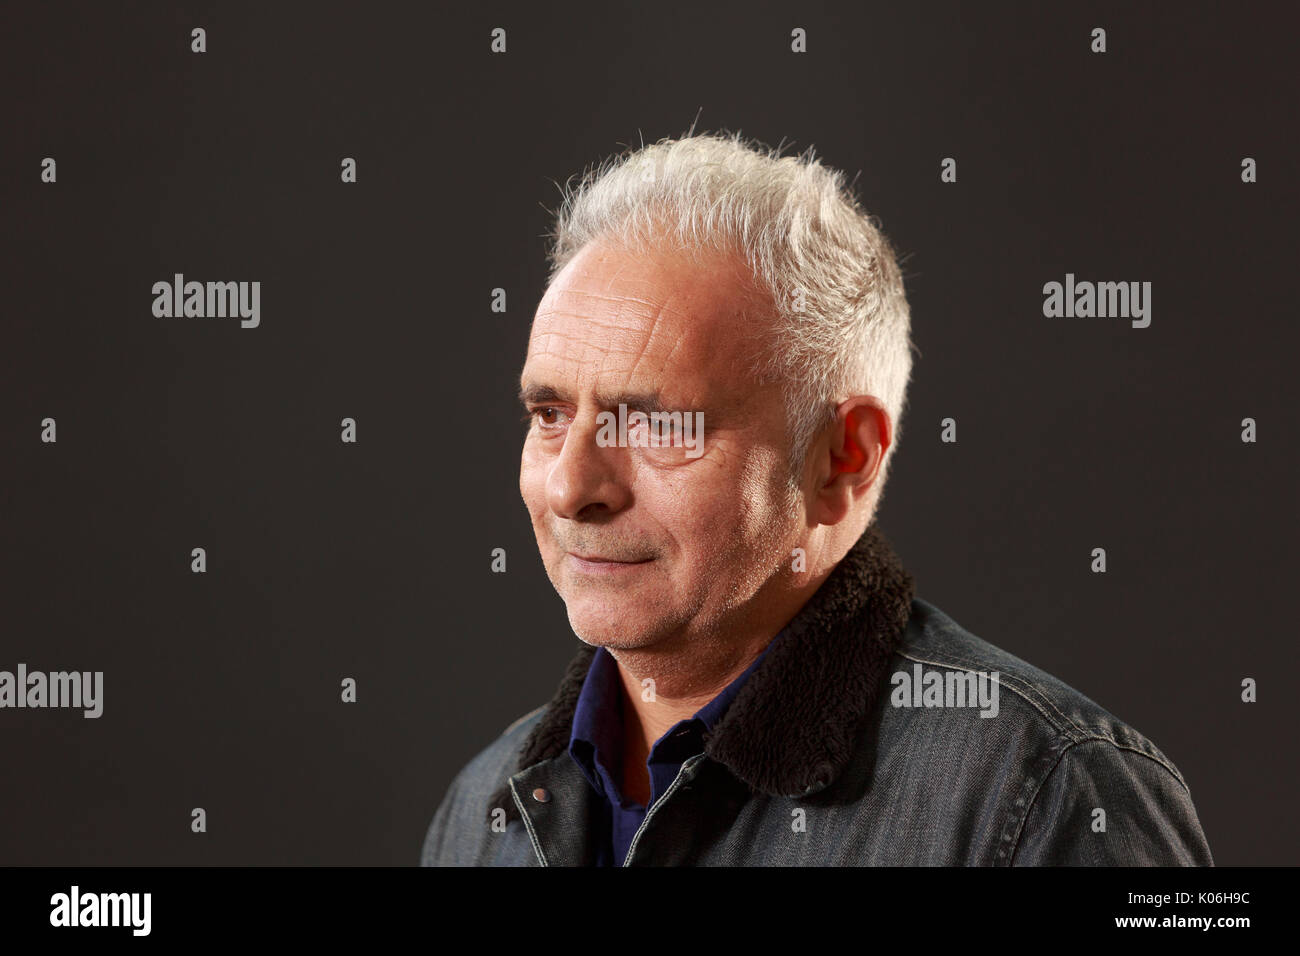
[523, 240, 770, 402]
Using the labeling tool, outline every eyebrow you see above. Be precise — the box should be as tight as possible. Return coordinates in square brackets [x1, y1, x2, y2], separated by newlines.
[518, 384, 680, 415]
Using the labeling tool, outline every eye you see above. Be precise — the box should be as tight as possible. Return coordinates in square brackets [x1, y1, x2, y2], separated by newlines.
[651, 417, 678, 438]
[522, 406, 565, 428]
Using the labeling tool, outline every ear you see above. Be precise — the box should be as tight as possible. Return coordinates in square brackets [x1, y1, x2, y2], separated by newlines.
[807, 396, 891, 527]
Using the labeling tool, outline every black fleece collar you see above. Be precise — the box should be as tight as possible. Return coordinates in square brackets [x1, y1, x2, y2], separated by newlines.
[486, 524, 916, 823]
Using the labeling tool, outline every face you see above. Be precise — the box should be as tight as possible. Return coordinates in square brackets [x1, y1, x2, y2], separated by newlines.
[519, 238, 805, 652]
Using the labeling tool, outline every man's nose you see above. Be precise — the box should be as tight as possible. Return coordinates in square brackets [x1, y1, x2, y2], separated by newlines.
[545, 414, 632, 520]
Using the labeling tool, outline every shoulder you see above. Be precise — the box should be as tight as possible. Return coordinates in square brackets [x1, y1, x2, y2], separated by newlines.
[896, 597, 1185, 780]
[884, 598, 1211, 864]
[419, 704, 549, 866]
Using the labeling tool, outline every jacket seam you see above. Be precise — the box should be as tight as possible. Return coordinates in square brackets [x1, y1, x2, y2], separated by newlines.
[507, 777, 548, 866]
[897, 647, 1176, 767]
[1005, 736, 1194, 865]
[895, 648, 1089, 740]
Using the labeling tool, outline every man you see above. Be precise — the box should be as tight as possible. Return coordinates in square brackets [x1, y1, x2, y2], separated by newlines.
[420, 131, 1213, 866]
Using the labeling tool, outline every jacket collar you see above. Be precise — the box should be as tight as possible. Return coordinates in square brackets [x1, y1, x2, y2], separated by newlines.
[487, 523, 916, 823]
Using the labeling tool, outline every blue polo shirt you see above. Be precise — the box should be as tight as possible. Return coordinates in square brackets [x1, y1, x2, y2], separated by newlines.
[567, 634, 780, 866]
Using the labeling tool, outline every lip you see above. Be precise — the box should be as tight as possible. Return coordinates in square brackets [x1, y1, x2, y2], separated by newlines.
[566, 553, 654, 573]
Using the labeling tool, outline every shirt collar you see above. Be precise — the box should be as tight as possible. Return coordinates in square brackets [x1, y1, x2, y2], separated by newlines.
[568, 636, 780, 797]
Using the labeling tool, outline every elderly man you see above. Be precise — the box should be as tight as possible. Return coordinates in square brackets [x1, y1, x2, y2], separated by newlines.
[421, 132, 1213, 866]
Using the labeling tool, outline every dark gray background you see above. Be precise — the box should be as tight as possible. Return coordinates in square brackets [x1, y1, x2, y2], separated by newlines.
[2, 0, 1295, 865]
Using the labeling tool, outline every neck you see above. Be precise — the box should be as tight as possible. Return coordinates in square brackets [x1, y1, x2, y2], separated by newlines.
[608, 534, 847, 796]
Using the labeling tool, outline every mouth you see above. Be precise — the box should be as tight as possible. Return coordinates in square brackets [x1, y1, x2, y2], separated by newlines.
[566, 553, 654, 574]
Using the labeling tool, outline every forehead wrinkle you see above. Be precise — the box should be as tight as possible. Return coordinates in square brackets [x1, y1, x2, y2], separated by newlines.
[528, 321, 660, 372]
[542, 287, 689, 336]
[621, 291, 677, 387]
[522, 327, 646, 401]
[534, 295, 682, 346]
[533, 287, 693, 388]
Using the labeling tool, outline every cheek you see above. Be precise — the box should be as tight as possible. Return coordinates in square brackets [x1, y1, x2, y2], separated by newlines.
[519, 449, 547, 519]
[653, 457, 763, 545]
[725, 447, 797, 542]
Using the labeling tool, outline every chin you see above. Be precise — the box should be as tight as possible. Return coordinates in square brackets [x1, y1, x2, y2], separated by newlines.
[565, 605, 661, 649]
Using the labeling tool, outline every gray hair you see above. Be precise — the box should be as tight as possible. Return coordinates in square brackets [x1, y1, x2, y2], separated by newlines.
[545, 129, 915, 515]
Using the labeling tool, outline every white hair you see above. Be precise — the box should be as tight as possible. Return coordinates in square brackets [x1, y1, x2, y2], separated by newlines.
[546, 129, 915, 516]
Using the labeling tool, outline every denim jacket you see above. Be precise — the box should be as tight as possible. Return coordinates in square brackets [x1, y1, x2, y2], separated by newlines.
[421, 525, 1213, 866]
